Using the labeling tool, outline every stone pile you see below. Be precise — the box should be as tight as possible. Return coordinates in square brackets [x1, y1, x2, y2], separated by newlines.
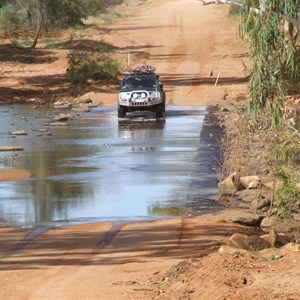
[218, 173, 300, 235]
[53, 92, 100, 112]
[219, 230, 300, 255]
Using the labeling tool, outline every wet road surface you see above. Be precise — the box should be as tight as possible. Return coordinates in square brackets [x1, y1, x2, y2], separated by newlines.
[0, 105, 221, 227]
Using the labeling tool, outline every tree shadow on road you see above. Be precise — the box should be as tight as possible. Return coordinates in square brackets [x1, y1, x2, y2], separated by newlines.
[0, 211, 258, 271]
[0, 45, 59, 64]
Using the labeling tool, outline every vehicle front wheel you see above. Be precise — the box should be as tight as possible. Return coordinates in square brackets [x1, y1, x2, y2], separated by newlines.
[155, 104, 165, 119]
[118, 106, 126, 118]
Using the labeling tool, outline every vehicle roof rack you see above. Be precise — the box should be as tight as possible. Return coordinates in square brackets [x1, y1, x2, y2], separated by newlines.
[128, 65, 156, 75]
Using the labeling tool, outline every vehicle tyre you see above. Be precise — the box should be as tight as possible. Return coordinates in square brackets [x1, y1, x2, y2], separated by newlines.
[118, 106, 126, 118]
[155, 104, 165, 118]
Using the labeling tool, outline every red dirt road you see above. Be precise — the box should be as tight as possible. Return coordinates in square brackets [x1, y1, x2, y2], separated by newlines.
[93, 0, 248, 106]
[0, 211, 255, 300]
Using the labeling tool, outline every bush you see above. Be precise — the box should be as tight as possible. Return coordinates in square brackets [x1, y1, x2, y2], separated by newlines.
[97, 58, 121, 78]
[0, 4, 22, 32]
[9, 39, 23, 48]
[66, 50, 121, 83]
[274, 167, 300, 217]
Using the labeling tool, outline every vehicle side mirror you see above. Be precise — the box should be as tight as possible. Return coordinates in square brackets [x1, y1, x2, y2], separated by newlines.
[159, 83, 163, 89]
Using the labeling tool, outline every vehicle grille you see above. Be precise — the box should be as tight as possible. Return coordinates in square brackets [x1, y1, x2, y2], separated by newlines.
[132, 102, 147, 106]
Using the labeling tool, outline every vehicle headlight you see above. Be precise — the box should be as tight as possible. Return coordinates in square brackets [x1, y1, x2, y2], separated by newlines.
[149, 91, 161, 100]
[118, 92, 130, 101]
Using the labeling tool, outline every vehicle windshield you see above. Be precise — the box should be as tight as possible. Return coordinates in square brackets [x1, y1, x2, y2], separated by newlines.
[122, 76, 156, 89]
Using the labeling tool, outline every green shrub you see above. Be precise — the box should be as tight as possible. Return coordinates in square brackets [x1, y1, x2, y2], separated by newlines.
[270, 130, 300, 217]
[0, 4, 20, 32]
[66, 50, 121, 83]
[9, 39, 23, 48]
[97, 58, 121, 78]
[0, 3, 26, 32]
[274, 167, 300, 217]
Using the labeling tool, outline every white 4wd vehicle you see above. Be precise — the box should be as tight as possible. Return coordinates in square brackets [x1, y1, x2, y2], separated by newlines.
[117, 67, 166, 119]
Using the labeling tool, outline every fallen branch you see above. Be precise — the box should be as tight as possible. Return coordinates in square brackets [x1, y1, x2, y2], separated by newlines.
[199, 0, 216, 5]
[215, 0, 243, 5]
[0, 146, 23, 152]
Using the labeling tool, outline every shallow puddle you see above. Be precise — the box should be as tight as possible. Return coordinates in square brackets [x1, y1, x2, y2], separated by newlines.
[0, 105, 221, 227]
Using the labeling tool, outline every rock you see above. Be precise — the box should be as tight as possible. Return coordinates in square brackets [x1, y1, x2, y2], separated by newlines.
[218, 172, 237, 195]
[261, 180, 281, 192]
[260, 216, 275, 232]
[222, 108, 230, 113]
[238, 202, 252, 210]
[274, 220, 300, 234]
[260, 176, 274, 183]
[251, 198, 271, 210]
[293, 213, 300, 221]
[281, 243, 300, 252]
[48, 122, 69, 127]
[260, 189, 273, 200]
[217, 195, 232, 206]
[75, 92, 94, 103]
[228, 233, 271, 250]
[240, 175, 260, 189]
[260, 229, 277, 247]
[75, 91, 101, 105]
[261, 206, 270, 213]
[53, 100, 72, 109]
[53, 113, 74, 122]
[236, 189, 261, 200]
[226, 213, 263, 226]
[35, 129, 47, 132]
[241, 194, 259, 203]
[276, 233, 293, 246]
[10, 130, 27, 135]
[0, 146, 23, 151]
[228, 233, 250, 250]
[248, 180, 259, 189]
[71, 104, 91, 112]
[219, 245, 248, 255]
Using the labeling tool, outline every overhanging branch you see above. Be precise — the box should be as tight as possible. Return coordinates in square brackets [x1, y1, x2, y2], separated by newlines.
[199, 0, 300, 30]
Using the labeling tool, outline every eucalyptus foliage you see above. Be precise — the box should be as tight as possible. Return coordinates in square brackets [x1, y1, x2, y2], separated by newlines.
[240, 0, 300, 126]
[0, 0, 106, 31]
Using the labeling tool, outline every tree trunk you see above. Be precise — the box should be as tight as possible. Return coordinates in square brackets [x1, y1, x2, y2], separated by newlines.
[31, 9, 43, 49]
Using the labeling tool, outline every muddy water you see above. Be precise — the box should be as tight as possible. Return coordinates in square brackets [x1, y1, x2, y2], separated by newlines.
[0, 105, 221, 227]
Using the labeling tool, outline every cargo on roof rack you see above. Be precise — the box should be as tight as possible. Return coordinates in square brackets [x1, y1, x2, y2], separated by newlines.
[128, 65, 156, 75]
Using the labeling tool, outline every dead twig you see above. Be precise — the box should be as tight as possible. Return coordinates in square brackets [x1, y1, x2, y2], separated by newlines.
[199, 0, 216, 5]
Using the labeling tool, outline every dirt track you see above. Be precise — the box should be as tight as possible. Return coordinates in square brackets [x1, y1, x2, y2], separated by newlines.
[99, 0, 248, 106]
[0, 211, 256, 300]
[1, 1, 299, 299]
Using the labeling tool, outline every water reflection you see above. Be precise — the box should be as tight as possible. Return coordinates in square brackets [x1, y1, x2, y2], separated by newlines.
[0, 106, 220, 227]
[118, 119, 165, 152]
